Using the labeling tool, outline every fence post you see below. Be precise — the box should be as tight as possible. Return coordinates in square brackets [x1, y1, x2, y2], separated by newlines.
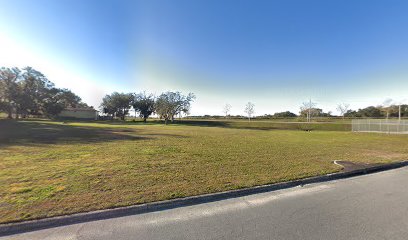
[397, 120, 400, 133]
[368, 119, 371, 132]
[357, 119, 359, 132]
[352, 119, 354, 132]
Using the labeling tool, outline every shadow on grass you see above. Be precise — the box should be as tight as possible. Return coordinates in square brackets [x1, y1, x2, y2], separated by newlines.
[169, 120, 350, 131]
[171, 120, 230, 128]
[171, 120, 299, 131]
[96, 119, 240, 129]
[97, 119, 291, 131]
[0, 120, 154, 147]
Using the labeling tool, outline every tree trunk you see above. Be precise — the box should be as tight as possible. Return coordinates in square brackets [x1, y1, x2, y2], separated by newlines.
[164, 118, 168, 125]
[7, 109, 12, 119]
[143, 117, 147, 123]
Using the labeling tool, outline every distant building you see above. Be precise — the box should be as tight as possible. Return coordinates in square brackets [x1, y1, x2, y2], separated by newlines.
[58, 107, 98, 120]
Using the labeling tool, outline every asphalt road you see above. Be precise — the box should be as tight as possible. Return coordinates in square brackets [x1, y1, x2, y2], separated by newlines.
[3, 167, 408, 240]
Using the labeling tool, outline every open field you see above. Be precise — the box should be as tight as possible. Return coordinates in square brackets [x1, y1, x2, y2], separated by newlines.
[1, 119, 408, 224]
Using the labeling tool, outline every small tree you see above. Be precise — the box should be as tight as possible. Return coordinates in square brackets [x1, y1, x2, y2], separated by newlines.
[223, 104, 231, 118]
[300, 100, 316, 122]
[381, 98, 394, 119]
[336, 103, 350, 120]
[100, 92, 133, 120]
[155, 91, 195, 124]
[132, 92, 155, 122]
[244, 102, 255, 121]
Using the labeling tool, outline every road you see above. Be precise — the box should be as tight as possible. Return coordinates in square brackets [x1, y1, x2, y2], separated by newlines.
[3, 167, 408, 240]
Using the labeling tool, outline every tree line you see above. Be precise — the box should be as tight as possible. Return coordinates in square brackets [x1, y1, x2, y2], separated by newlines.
[218, 101, 408, 120]
[221, 101, 332, 121]
[344, 105, 408, 118]
[100, 91, 195, 124]
[0, 67, 87, 119]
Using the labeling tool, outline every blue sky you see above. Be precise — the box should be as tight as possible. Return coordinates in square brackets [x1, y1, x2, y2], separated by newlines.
[1, 0, 408, 115]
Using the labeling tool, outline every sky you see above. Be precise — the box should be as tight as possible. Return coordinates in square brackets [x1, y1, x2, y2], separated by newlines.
[1, 0, 408, 116]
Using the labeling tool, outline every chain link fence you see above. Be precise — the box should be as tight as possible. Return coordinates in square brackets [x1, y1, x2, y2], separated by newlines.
[352, 119, 408, 134]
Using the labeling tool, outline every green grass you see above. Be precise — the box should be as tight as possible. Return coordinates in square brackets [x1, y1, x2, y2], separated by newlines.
[173, 119, 351, 131]
[1, 119, 407, 224]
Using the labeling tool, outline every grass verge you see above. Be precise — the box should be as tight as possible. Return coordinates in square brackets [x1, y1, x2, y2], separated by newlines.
[1, 119, 407, 223]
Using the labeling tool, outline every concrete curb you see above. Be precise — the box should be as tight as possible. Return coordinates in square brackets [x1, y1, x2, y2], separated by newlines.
[1, 160, 407, 236]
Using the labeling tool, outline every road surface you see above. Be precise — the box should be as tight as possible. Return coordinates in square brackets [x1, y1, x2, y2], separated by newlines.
[3, 167, 408, 240]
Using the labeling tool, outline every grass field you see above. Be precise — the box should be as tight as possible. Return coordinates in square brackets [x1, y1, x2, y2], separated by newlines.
[1, 119, 408, 224]
[173, 119, 351, 131]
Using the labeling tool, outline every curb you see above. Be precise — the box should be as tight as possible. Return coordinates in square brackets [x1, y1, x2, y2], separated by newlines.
[1, 161, 407, 236]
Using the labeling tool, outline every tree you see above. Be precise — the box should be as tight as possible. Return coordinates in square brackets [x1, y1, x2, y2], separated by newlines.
[273, 111, 297, 118]
[300, 100, 316, 122]
[223, 104, 231, 118]
[100, 92, 133, 120]
[155, 91, 195, 124]
[17, 67, 55, 117]
[1, 67, 88, 119]
[336, 103, 350, 120]
[380, 98, 395, 119]
[42, 87, 65, 117]
[244, 102, 255, 121]
[344, 109, 359, 118]
[0, 67, 21, 118]
[42, 88, 87, 117]
[389, 104, 408, 118]
[57, 89, 88, 108]
[345, 105, 407, 119]
[132, 92, 155, 122]
[356, 106, 384, 118]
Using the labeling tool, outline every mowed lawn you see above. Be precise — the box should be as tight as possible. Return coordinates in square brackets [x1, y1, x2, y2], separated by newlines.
[1, 120, 408, 223]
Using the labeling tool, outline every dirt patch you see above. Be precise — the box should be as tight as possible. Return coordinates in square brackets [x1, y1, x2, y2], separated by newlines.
[334, 161, 383, 172]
